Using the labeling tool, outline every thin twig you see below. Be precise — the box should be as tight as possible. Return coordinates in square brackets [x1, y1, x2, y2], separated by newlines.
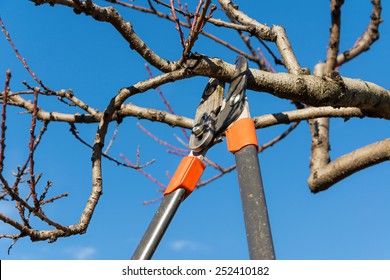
[143, 196, 164, 205]
[107, 0, 259, 63]
[40, 193, 69, 206]
[257, 48, 276, 73]
[170, 0, 186, 48]
[257, 38, 284, 67]
[144, 64, 190, 140]
[258, 122, 300, 152]
[224, 11, 266, 70]
[0, 70, 11, 172]
[197, 165, 235, 187]
[69, 123, 153, 168]
[120, 154, 166, 190]
[0, 18, 51, 92]
[0, 173, 70, 232]
[28, 88, 40, 209]
[137, 122, 189, 154]
[180, 0, 211, 63]
[104, 123, 119, 154]
[34, 120, 50, 150]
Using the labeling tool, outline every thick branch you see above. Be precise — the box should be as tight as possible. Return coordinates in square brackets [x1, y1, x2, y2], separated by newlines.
[253, 107, 364, 129]
[308, 63, 330, 175]
[4, 56, 390, 121]
[5, 93, 194, 127]
[308, 139, 390, 193]
[179, 56, 390, 119]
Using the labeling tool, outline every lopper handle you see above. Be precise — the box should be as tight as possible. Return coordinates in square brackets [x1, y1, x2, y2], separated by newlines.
[132, 156, 205, 260]
[226, 117, 275, 260]
[131, 188, 186, 260]
[234, 144, 275, 260]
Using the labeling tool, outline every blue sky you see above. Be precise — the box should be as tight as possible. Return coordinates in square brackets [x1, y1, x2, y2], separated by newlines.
[0, 0, 390, 260]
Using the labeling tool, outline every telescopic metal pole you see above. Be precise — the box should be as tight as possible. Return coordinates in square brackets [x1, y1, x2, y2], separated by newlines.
[131, 188, 186, 260]
[234, 144, 275, 260]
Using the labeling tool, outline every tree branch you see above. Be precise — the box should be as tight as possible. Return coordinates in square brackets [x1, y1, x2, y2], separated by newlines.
[326, 0, 344, 73]
[308, 63, 331, 175]
[218, 0, 300, 73]
[4, 56, 390, 121]
[308, 138, 390, 193]
[253, 106, 364, 129]
[0, 18, 52, 92]
[0, 70, 11, 173]
[336, 0, 382, 66]
[218, 0, 274, 41]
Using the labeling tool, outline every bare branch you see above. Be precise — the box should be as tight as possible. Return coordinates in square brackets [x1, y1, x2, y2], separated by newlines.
[0, 70, 11, 172]
[218, 0, 274, 41]
[310, 0, 344, 191]
[253, 106, 364, 129]
[120, 154, 166, 190]
[27, 88, 40, 209]
[137, 122, 189, 154]
[308, 64, 330, 175]
[180, 0, 211, 64]
[197, 164, 235, 187]
[104, 123, 119, 154]
[144, 64, 190, 139]
[257, 48, 276, 73]
[258, 122, 300, 152]
[326, 0, 344, 72]
[309, 138, 390, 193]
[87, 68, 192, 240]
[272, 25, 301, 74]
[1, 0, 388, 247]
[0, 172, 70, 234]
[69, 123, 149, 169]
[56, 89, 98, 116]
[336, 0, 382, 66]
[218, 0, 300, 73]
[183, 57, 390, 120]
[0, 18, 52, 91]
[3, 51, 390, 127]
[224, 9, 266, 70]
[169, 0, 186, 48]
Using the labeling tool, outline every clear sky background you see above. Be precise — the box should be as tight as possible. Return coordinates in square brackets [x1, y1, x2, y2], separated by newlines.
[0, 0, 390, 260]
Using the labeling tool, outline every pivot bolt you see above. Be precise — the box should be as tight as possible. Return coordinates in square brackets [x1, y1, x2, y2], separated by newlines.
[192, 123, 204, 137]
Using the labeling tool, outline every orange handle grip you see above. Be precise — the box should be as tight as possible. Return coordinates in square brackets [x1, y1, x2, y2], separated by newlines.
[226, 118, 258, 153]
[164, 156, 206, 199]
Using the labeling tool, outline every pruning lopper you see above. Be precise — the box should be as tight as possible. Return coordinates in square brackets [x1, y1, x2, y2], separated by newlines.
[132, 56, 275, 260]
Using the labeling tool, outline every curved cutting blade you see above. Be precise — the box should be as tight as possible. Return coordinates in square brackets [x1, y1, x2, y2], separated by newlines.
[188, 78, 225, 153]
[214, 56, 249, 135]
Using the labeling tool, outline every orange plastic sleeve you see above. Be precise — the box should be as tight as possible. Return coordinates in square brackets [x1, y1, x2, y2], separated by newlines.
[164, 156, 206, 199]
[226, 118, 258, 153]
